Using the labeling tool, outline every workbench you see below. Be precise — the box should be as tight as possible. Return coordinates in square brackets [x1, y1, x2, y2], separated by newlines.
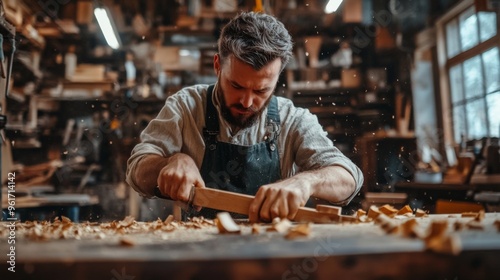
[1, 213, 500, 280]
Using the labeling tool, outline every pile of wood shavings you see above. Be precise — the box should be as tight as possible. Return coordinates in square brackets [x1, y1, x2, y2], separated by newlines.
[2, 206, 499, 251]
[364, 206, 500, 255]
[0, 215, 216, 242]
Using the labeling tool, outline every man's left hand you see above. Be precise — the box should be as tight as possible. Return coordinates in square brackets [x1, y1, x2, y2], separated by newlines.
[248, 177, 311, 222]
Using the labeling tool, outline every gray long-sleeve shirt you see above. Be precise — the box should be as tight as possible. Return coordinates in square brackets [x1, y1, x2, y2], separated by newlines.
[126, 84, 363, 204]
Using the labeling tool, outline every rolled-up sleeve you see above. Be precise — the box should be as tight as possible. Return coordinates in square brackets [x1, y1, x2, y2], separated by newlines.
[125, 97, 185, 197]
[126, 85, 208, 197]
[283, 104, 364, 205]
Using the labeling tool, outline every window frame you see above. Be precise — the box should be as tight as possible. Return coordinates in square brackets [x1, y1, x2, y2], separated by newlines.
[436, 0, 500, 145]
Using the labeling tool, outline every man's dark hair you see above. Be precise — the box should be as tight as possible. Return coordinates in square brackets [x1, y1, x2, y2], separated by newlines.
[218, 12, 293, 72]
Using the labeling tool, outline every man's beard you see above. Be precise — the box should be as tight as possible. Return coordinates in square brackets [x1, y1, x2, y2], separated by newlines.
[219, 87, 272, 129]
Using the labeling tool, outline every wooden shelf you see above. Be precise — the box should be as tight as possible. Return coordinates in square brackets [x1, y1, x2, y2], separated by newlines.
[470, 174, 500, 187]
[290, 87, 361, 95]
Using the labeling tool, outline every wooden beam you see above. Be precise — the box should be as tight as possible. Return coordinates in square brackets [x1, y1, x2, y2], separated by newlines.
[160, 187, 341, 223]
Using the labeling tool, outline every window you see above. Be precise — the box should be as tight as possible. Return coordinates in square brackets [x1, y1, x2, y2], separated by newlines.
[438, 1, 500, 144]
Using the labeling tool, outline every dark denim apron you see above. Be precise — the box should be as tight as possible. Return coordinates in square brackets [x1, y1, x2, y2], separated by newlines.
[191, 85, 281, 219]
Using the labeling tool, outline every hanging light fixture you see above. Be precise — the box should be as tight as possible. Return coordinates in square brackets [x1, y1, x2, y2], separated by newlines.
[325, 0, 344, 13]
[94, 6, 121, 49]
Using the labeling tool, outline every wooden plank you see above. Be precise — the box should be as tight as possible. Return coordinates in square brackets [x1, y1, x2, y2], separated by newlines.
[190, 188, 340, 223]
[192, 188, 253, 215]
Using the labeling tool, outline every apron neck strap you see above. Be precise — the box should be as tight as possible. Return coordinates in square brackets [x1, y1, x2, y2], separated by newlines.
[266, 96, 280, 124]
[203, 85, 218, 141]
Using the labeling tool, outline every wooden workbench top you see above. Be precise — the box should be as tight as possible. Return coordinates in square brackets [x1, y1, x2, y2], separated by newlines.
[1, 213, 500, 280]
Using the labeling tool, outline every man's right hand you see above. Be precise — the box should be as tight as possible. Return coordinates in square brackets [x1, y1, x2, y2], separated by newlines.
[157, 153, 206, 203]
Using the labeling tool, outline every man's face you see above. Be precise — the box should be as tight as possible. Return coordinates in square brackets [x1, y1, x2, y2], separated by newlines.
[214, 54, 282, 129]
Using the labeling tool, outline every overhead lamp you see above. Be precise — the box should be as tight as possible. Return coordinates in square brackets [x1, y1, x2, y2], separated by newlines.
[94, 7, 121, 49]
[325, 0, 343, 13]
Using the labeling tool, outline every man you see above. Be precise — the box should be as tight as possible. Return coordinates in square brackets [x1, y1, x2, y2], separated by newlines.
[126, 11, 363, 222]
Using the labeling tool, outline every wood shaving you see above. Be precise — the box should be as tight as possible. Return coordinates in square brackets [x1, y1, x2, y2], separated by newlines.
[396, 205, 413, 216]
[356, 209, 366, 218]
[267, 219, 292, 233]
[251, 224, 261, 234]
[400, 219, 421, 238]
[118, 216, 135, 228]
[119, 237, 135, 247]
[423, 220, 461, 255]
[367, 205, 381, 220]
[457, 210, 486, 230]
[164, 215, 174, 225]
[215, 212, 241, 234]
[285, 223, 311, 240]
[474, 210, 485, 222]
[358, 215, 369, 223]
[379, 204, 398, 217]
[272, 217, 281, 225]
[374, 214, 398, 234]
[426, 234, 461, 255]
[367, 211, 463, 255]
[415, 209, 428, 217]
[426, 220, 448, 239]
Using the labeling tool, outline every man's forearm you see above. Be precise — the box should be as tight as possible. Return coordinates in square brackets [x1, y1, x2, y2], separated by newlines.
[295, 165, 357, 204]
[133, 154, 171, 196]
